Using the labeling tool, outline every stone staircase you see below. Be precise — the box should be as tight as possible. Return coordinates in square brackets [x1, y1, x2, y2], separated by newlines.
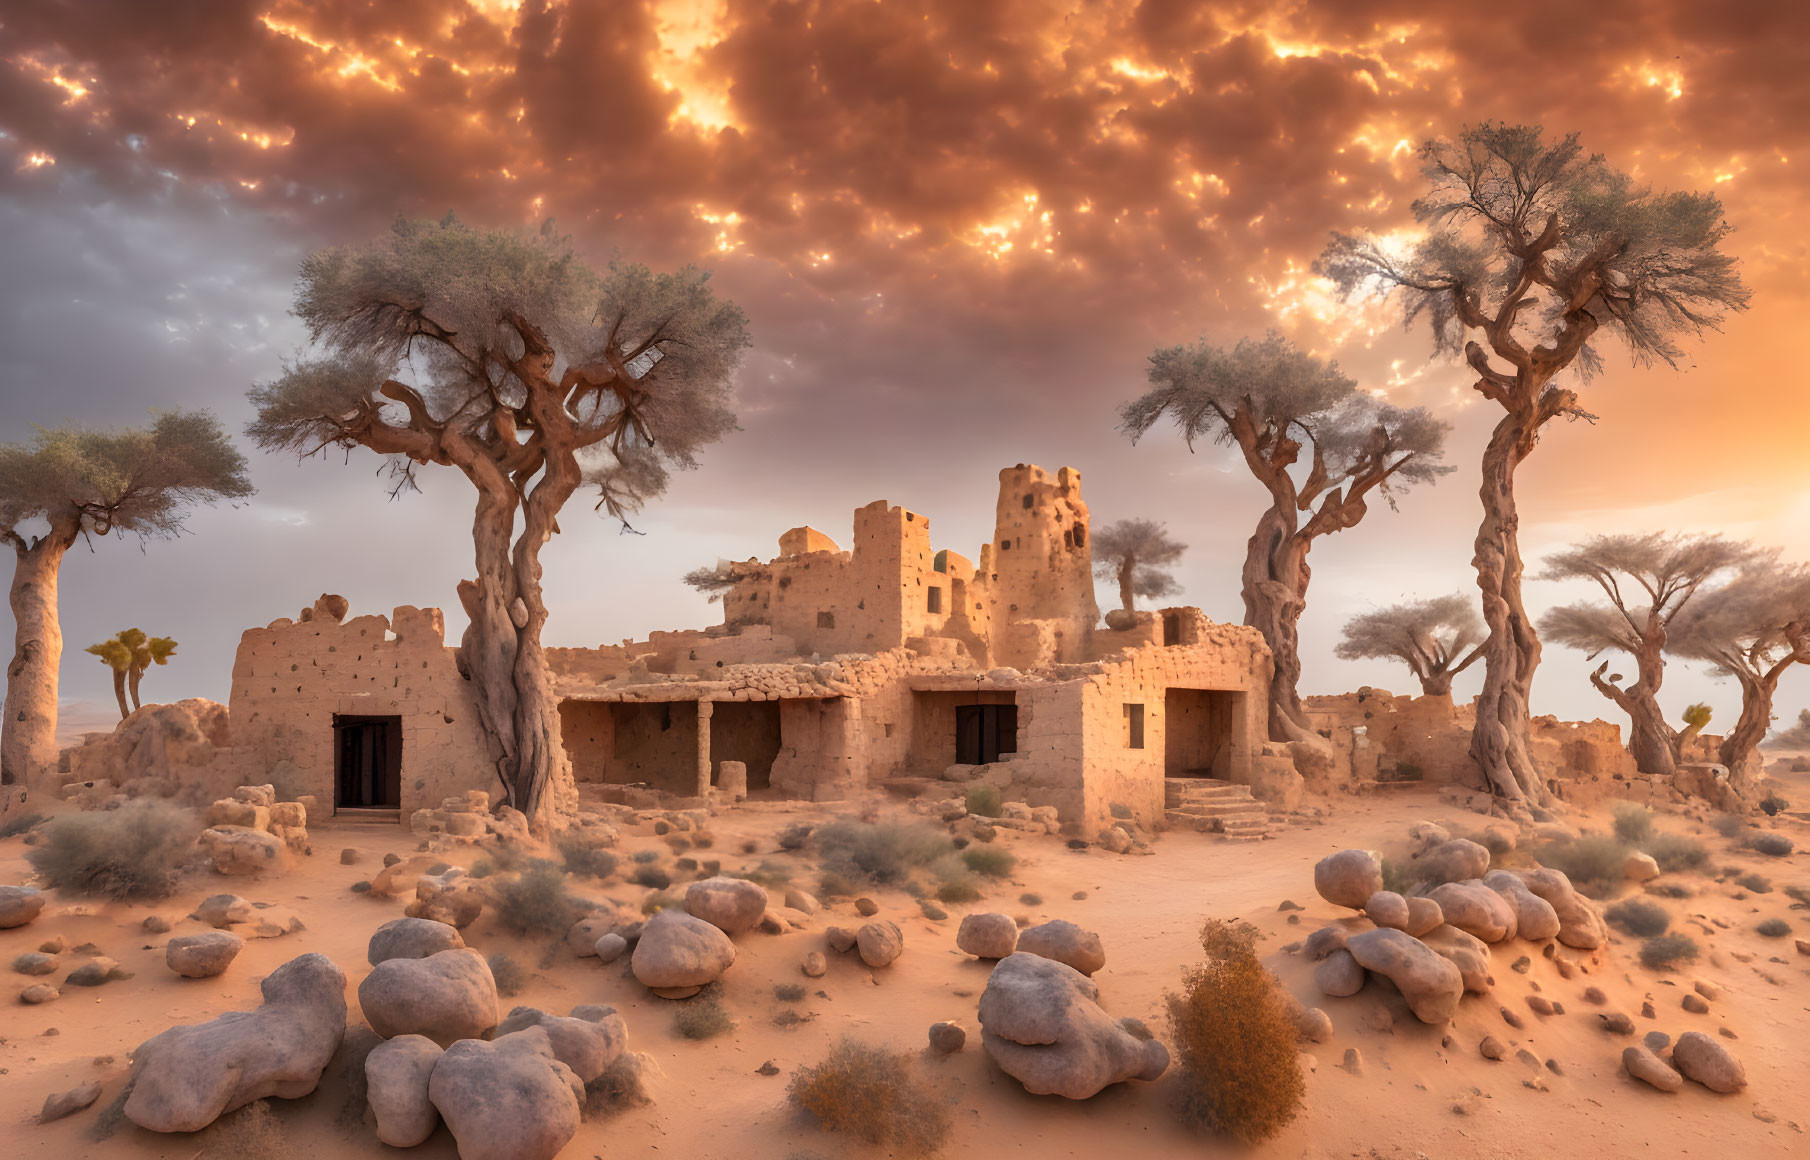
[1164, 777, 1270, 842]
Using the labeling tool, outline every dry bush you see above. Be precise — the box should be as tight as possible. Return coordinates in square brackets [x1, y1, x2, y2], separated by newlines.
[1758, 792, 1791, 816]
[1605, 898, 1670, 937]
[1646, 881, 1692, 899]
[963, 785, 1003, 817]
[725, 859, 793, 887]
[1756, 917, 1792, 937]
[631, 864, 674, 889]
[1639, 933, 1699, 970]
[777, 823, 813, 850]
[1167, 919, 1304, 1144]
[1645, 833, 1709, 872]
[559, 836, 618, 880]
[673, 985, 735, 1040]
[1784, 884, 1810, 906]
[491, 861, 586, 937]
[0, 810, 44, 839]
[815, 821, 955, 891]
[1612, 804, 1655, 845]
[788, 1036, 951, 1155]
[1734, 872, 1772, 893]
[488, 952, 527, 997]
[1744, 832, 1794, 857]
[1531, 835, 1630, 896]
[934, 877, 981, 904]
[775, 982, 808, 1002]
[631, 848, 661, 863]
[1019, 892, 1043, 907]
[27, 801, 200, 901]
[585, 1053, 656, 1118]
[960, 845, 1016, 878]
[1711, 813, 1746, 838]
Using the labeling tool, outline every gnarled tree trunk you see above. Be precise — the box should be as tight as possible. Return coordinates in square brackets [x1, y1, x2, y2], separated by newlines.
[128, 665, 144, 712]
[2, 515, 80, 786]
[1421, 671, 1454, 697]
[1116, 560, 1135, 616]
[1588, 655, 1677, 776]
[1243, 504, 1314, 743]
[509, 446, 581, 827]
[456, 477, 529, 815]
[1720, 669, 1778, 801]
[1468, 412, 1549, 805]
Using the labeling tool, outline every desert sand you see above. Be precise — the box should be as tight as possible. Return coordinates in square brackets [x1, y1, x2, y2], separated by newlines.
[3, 776, 1807, 1160]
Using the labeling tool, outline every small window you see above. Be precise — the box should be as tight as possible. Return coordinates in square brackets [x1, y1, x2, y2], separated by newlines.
[1063, 528, 1073, 548]
[927, 587, 942, 614]
[1022, 493, 1034, 509]
[1124, 703, 1145, 749]
[817, 611, 835, 629]
[1000, 539, 1012, 551]
[1073, 523, 1086, 547]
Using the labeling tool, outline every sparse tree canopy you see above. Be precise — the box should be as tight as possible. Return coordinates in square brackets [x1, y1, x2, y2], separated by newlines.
[1335, 594, 1484, 697]
[1316, 123, 1750, 806]
[247, 215, 749, 825]
[0, 412, 250, 784]
[1090, 518, 1187, 617]
[1766, 708, 1810, 750]
[1122, 330, 1450, 742]
[1668, 559, 1810, 798]
[1538, 533, 1753, 773]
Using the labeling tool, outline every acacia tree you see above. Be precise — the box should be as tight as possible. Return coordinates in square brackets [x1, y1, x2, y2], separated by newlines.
[1122, 331, 1450, 741]
[1317, 123, 1750, 804]
[1090, 518, 1187, 618]
[0, 413, 250, 785]
[249, 216, 748, 826]
[1537, 533, 1752, 774]
[1335, 594, 1484, 697]
[1667, 561, 1810, 799]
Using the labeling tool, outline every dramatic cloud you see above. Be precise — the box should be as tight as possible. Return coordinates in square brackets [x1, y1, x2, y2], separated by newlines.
[4, 0, 1809, 733]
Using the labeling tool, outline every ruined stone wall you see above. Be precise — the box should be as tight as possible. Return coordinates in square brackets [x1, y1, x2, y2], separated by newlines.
[227, 601, 497, 815]
[972, 464, 1099, 668]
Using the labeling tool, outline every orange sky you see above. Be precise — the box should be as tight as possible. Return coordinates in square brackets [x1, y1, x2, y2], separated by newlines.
[3, 0, 1808, 736]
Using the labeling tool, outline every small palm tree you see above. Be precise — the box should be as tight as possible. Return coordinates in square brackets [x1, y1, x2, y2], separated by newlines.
[85, 629, 178, 719]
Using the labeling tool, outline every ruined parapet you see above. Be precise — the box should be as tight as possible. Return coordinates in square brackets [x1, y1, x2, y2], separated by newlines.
[779, 526, 840, 556]
[980, 465, 1098, 667]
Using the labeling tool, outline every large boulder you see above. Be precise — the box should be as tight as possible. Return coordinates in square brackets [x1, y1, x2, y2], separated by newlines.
[1417, 838, 1491, 884]
[856, 920, 905, 968]
[1518, 868, 1607, 949]
[631, 908, 736, 998]
[1313, 850, 1383, 909]
[1419, 924, 1492, 993]
[1344, 928, 1464, 1024]
[358, 948, 498, 1045]
[1426, 881, 1517, 943]
[123, 953, 347, 1132]
[166, 931, 245, 979]
[368, 917, 466, 966]
[957, 912, 1019, 959]
[199, 825, 290, 876]
[1314, 948, 1365, 997]
[1014, 919, 1106, 976]
[494, 1005, 629, 1084]
[1671, 1031, 1747, 1093]
[428, 1026, 584, 1160]
[684, 877, 769, 935]
[0, 885, 46, 928]
[978, 952, 1169, 1099]
[1481, 870, 1561, 941]
[365, 1034, 444, 1147]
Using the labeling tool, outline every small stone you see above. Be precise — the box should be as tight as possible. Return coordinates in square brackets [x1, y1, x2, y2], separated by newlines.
[1582, 986, 1606, 1005]
[1546, 1059, 1564, 1076]
[65, 957, 122, 987]
[1644, 1031, 1671, 1051]
[1553, 958, 1576, 979]
[1623, 1044, 1683, 1092]
[38, 936, 66, 954]
[1693, 980, 1722, 1000]
[855, 920, 904, 968]
[593, 934, 628, 964]
[1550, 1001, 1565, 1015]
[1640, 1001, 1656, 1020]
[13, 953, 56, 976]
[20, 984, 58, 1004]
[384, 852, 402, 867]
[1479, 1035, 1507, 1060]
[1514, 1048, 1542, 1070]
[1718, 1027, 1738, 1040]
[340, 848, 361, 865]
[824, 926, 856, 953]
[801, 952, 827, 978]
[166, 932, 245, 979]
[1072, 891, 1088, 901]
[39, 1080, 102, 1123]
[1526, 995, 1554, 1016]
[855, 897, 879, 917]
[1342, 1047, 1363, 1075]
[1294, 1006, 1333, 1043]
[1500, 1006, 1524, 1029]
[141, 916, 171, 934]
[1510, 955, 1532, 974]
[1682, 993, 1710, 1014]
[1599, 1011, 1635, 1035]
[928, 1021, 966, 1053]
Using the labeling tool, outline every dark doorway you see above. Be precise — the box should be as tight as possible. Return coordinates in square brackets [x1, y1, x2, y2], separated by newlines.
[955, 703, 1017, 765]
[334, 715, 402, 809]
[710, 700, 782, 791]
[1163, 689, 1239, 778]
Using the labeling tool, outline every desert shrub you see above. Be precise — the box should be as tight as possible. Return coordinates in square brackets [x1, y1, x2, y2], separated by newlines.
[468, 859, 495, 879]
[1735, 872, 1772, 893]
[1532, 835, 1631, 896]
[964, 785, 1003, 817]
[1756, 917, 1792, 937]
[1612, 804, 1655, 845]
[673, 986, 735, 1040]
[1018, 892, 1043, 907]
[664, 835, 692, 853]
[935, 877, 981, 904]
[632, 848, 661, 864]
[488, 952, 526, 997]
[1710, 812, 1744, 838]
[1378, 857, 1424, 896]
[26, 801, 200, 901]
[676, 856, 699, 871]
[585, 1054, 655, 1118]
[1167, 919, 1304, 1144]
[691, 829, 716, 850]
[1468, 827, 1516, 861]
[640, 888, 685, 915]
[491, 861, 586, 937]
[1604, 898, 1670, 937]
[1743, 832, 1795, 857]
[1644, 833, 1709, 873]
[724, 859, 794, 887]
[775, 983, 808, 1002]
[740, 839, 760, 855]
[1638, 933, 1699, 970]
[631, 864, 673, 890]
[1646, 881, 1692, 898]
[1785, 884, 1810, 907]
[815, 821, 955, 888]
[959, 845, 1016, 878]
[559, 837, 618, 880]
[1758, 793, 1791, 816]
[0, 810, 44, 839]
[777, 823, 813, 850]
[788, 1036, 951, 1155]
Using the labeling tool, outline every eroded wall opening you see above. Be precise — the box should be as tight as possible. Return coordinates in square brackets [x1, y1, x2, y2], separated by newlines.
[556, 699, 701, 794]
[559, 700, 615, 783]
[334, 714, 401, 810]
[1163, 688, 1239, 778]
[909, 690, 1018, 768]
[710, 700, 782, 791]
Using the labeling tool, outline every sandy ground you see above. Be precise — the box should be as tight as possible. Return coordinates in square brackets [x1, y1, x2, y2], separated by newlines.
[3, 781, 1808, 1160]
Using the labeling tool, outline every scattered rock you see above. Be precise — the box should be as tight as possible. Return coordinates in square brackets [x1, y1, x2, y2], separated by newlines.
[1583, 986, 1606, 1005]
[631, 909, 736, 998]
[594, 933, 628, 964]
[1598, 1011, 1636, 1035]
[428, 1026, 583, 1160]
[1014, 919, 1106, 976]
[341, 848, 361, 866]
[1682, 993, 1710, 1014]
[141, 916, 171, 934]
[824, 926, 857, 954]
[1527, 995, 1555, 1017]
[1294, 1006, 1333, 1043]
[39, 1080, 102, 1123]
[855, 897, 879, 917]
[1482, 871, 1561, 941]
[123, 953, 348, 1132]
[783, 888, 819, 915]
[856, 920, 904, 968]
[1672, 1031, 1746, 1092]
[1364, 890, 1411, 931]
[0, 885, 45, 929]
[1342, 1047, 1363, 1075]
[20, 983, 58, 1004]
[977, 952, 1169, 1099]
[1314, 849, 1383, 909]
[166, 931, 245, 979]
[365, 1034, 444, 1147]
[1345, 928, 1464, 1024]
[358, 948, 499, 1045]
[1645, 1031, 1671, 1050]
[1519, 868, 1607, 949]
[1479, 1035, 1507, 1060]
[685, 877, 770, 934]
[368, 917, 465, 966]
[956, 913, 1019, 959]
[406, 868, 485, 928]
[1427, 881, 1516, 943]
[1623, 851, 1661, 882]
[65, 957, 123, 987]
[928, 1021, 967, 1053]
[13, 952, 56, 976]
[1420, 924, 1492, 994]
[1500, 1006, 1524, 1029]
[1420, 838, 1491, 883]
[800, 951, 827, 978]
[199, 825, 291, 876]
[1314, 948, 1365, 997]
[494, 1005, 628, 1084]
